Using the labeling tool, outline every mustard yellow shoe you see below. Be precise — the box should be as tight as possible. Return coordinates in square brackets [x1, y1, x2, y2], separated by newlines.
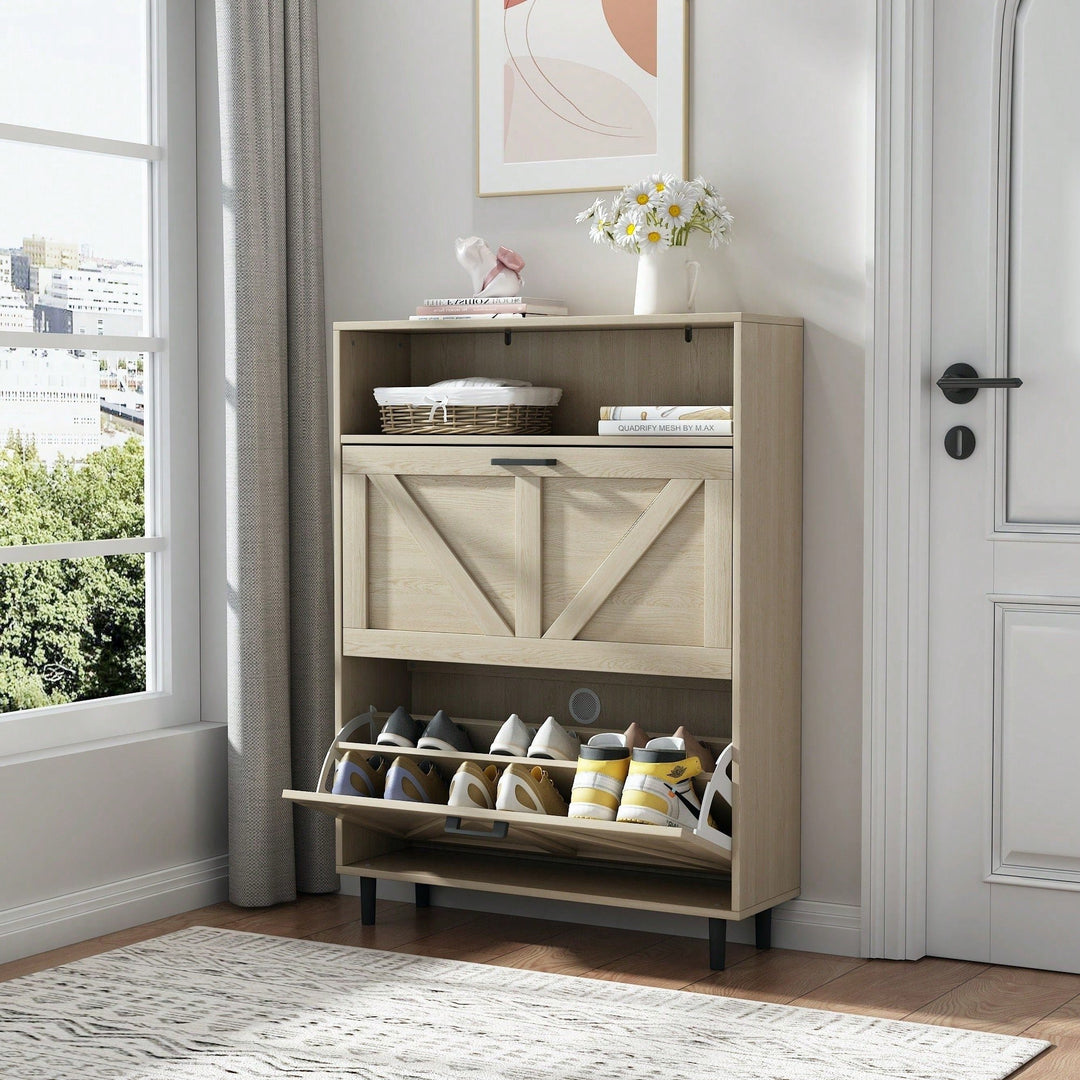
[448, 761, 500, 810]
[616, 741, 704, 828]
[569, 734, 631, 821]
[495, 763, 568, 815]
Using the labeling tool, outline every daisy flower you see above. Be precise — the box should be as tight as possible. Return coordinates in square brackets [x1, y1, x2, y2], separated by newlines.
[692, 175, 718, 199]
[589, 218, 613, 246]
[625, 178, 661, 211]
[649, 171, 678, 196]
[681, 178, 707, 206]
[613, 211, 645, 248]
[575, 197, 605, 224]
[659, 182, 696, 230]
[708, 207, 735, 247]
[638, 219, 671, 248]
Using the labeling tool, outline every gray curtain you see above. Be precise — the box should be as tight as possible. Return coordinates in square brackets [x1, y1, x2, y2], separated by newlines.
[217, 0, 336, 906]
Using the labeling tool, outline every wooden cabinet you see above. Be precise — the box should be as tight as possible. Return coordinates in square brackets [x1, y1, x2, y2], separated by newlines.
[284, 312, 803, 970]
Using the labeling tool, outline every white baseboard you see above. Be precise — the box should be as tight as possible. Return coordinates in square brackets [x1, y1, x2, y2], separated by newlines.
[0, 855, 229, 965]
[341, 878, 862, 957]
[771, 899, 863, 956]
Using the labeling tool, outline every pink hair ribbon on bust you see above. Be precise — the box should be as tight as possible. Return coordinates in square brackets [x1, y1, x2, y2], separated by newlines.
[481, 246, 525, 293]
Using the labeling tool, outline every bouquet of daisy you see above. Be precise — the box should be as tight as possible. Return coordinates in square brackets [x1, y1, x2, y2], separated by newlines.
[576, 173, 734, 254]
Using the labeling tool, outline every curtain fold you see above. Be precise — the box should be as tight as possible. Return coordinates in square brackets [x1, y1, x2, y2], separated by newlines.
[217, 0, 336, 906]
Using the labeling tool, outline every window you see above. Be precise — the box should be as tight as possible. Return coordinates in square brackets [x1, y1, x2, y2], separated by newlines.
[0, 0, 198, 755]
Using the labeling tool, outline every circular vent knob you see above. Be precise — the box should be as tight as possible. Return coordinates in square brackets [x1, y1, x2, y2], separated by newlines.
[568, 687, 601, 726]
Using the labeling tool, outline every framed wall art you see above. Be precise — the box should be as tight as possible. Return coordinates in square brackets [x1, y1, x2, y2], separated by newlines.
[477, 0, 688, 197]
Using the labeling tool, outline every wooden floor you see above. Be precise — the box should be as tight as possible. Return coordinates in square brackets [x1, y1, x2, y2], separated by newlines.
[2, 894, 1076, 1076]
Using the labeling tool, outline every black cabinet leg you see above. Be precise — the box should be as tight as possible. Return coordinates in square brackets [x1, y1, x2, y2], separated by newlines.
[360, 877, 376, 926]
[708, 917, 727, 971]
[415, 883, 431, 909]
[755, 908, 773, 950]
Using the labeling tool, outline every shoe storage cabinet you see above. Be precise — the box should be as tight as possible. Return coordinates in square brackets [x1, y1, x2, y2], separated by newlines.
[284, 313, 803, 970]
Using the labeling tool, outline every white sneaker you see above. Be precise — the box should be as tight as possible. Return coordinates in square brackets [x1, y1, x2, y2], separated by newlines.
[489, 713, 531, 757]
[448, 761, 500, 809]
[527, 716, 581, 761]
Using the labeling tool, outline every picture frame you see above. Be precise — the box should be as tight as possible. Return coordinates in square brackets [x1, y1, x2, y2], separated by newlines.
[476, 0, 688, 197]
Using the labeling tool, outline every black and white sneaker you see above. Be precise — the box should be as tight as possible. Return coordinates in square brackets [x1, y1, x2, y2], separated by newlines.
[376, 706, 425, 748]
[417, 710, 473, 753]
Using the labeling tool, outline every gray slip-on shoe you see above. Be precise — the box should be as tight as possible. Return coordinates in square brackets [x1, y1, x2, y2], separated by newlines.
[417, 709, 473, 753]
[376, 706, 425, 748]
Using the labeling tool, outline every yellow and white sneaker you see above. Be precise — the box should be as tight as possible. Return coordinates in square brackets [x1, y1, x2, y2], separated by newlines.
[569, 733, 631, 821]
[448, 761, 500, 810]
[616, 738, 704, 828]
[495, 763, 568, 815]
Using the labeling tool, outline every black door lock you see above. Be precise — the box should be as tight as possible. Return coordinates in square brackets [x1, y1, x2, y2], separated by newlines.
[944, 425, 976, 460]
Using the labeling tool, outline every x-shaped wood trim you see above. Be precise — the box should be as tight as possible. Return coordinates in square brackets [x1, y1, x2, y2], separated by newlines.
[544, 478, 704, 641]
[368, 473, 513, 637]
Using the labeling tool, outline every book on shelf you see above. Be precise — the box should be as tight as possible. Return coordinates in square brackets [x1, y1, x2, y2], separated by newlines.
[416, 296, 569, 316]
[599, 405, 732, 421]
[597, 419, 733, 436]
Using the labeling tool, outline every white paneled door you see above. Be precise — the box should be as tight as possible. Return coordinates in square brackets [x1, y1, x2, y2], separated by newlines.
[928, 0, 1080, 971]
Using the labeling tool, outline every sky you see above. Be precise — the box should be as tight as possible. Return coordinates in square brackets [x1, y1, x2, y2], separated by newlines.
[0, 0, 149, 262]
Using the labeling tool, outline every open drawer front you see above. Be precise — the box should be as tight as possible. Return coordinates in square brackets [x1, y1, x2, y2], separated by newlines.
[284, 788, 731, 873]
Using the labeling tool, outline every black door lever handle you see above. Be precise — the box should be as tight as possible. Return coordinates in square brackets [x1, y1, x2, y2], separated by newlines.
[938, 362, 1023, 403]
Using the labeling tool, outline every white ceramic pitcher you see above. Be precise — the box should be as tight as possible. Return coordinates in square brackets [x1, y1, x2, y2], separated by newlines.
[633, 245, 701, 315]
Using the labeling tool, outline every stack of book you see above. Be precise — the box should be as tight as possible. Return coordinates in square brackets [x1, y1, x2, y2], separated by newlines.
[598, 406, 733, 437]
[411, 296, 569, 320]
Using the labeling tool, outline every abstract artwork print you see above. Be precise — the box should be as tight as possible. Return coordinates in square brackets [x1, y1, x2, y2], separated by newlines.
[478, 0, 686, 195]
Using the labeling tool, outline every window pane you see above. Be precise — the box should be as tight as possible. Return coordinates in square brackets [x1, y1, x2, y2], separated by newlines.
[1, 0, 149, 143]
[0, 348, 146, 543]
[0, 142, 149, 335]
[0, 553, 146, 713]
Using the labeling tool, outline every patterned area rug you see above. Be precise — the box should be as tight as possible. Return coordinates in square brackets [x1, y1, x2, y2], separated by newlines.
[0, 926, 1048, 1079]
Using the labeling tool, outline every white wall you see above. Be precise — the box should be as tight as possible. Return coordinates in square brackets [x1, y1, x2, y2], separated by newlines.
[0, 724, 227, 963]
[318, 1, 871, 920]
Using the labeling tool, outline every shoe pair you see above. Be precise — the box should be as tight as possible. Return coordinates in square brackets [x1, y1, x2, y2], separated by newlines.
[331, 752, 449, 804]
[377, 706, 473, 754]
[489, 714, 581, 761]
[331, 753, 566, 815]
[569, 729, 719, 828]
[448, 760, 567, 816]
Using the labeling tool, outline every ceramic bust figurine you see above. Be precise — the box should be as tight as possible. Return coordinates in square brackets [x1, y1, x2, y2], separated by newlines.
[455, 236, 525, 297]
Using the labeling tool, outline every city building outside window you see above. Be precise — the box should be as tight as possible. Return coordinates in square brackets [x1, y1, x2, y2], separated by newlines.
[0, 0, 198, 754]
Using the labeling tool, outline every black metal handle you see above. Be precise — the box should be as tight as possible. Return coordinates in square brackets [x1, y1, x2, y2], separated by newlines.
[445, 817, 509, 839]
[490, 458, 557, 467]
[938, 362, 1023, 403]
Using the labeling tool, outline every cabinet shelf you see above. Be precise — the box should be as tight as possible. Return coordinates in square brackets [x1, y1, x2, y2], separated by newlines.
[334, 312, 803, 334]
[337, 848, 776, 922]
[341, 434, 734, 448]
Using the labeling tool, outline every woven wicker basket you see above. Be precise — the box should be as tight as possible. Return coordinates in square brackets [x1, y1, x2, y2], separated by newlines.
[378, 403, 555, 435]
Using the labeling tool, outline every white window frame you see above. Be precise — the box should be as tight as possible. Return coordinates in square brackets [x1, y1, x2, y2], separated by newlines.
[0, 0, 199, 757]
